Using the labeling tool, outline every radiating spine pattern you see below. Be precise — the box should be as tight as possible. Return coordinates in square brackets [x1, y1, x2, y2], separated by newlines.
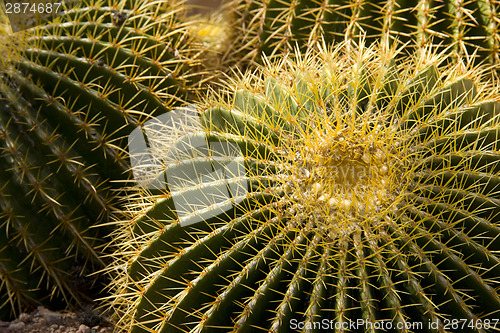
[110, 43, 500, 332]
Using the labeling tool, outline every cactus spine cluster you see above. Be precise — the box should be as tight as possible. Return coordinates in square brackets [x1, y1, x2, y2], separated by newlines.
[110, 43, 500, 332]
[227, 0, 500, 66]
[0, 0, 200, 319]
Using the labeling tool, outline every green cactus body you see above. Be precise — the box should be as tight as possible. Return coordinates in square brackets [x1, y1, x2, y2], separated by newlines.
[111, 43, 500, 332]
[227, 0, 500, 66]
[0, 0, 200, 319]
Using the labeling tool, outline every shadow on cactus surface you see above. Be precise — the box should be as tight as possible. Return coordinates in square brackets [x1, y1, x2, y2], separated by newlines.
[226, 0, 500, 67]
[108, 42, 500, 332]
[0, 0, 203, 320]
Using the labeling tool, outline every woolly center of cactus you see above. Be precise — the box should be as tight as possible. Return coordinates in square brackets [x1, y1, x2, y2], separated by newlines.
[283, 123, 395, 235]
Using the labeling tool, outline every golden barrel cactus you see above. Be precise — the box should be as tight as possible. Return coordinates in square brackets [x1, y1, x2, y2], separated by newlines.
[225, 0, 500, 67]
[110, 42, 500, 332]
[0, 0, 201, 319]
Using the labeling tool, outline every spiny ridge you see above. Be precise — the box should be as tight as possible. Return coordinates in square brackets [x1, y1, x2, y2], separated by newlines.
[109, 42, 500, 332]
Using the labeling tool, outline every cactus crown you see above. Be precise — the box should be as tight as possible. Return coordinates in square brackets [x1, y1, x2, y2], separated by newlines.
[109, 42, 500, 332]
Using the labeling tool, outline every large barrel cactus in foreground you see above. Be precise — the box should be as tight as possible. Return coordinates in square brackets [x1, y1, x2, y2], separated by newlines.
[0, 0, 200, 320]
[226, 0, 500, 65]
[111, 42, 500, 332]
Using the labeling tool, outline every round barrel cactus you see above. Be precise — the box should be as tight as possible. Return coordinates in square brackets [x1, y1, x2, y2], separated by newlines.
[0, 0, 201, 319]
[225, 0, 500, 66]
[110, 43, 500, 332]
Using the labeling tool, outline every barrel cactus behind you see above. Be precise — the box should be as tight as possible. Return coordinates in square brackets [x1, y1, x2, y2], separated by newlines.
[110, 42, 500, 332]
[225, 0, 500, 66]
[0, 0, 201, 320]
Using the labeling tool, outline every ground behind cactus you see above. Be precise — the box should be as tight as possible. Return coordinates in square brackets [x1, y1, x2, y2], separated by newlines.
[0, 307, 112, 333]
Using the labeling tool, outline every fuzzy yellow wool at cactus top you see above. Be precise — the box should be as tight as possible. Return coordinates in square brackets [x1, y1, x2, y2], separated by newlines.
[110, 41, 500, 332]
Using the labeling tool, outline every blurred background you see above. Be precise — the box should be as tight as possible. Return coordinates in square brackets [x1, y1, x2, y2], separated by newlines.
[186, 0, 223, 15]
